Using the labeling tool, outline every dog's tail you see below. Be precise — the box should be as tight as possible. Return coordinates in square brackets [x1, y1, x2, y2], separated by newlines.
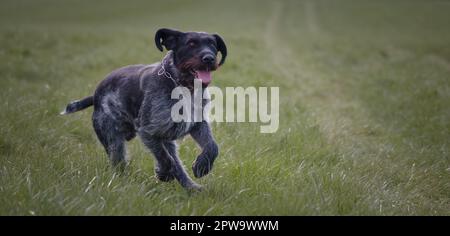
[60, 96, 94, 115]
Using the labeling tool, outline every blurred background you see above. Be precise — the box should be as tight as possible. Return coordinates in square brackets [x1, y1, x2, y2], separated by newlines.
[0, 0, 449, 215]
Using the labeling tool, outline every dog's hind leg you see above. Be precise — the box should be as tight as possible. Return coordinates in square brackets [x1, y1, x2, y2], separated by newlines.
[92, 111, 128, 171]
[153, 140, 176, 182]
[106, 138, 127, 171]
[139, 133, 201, 190]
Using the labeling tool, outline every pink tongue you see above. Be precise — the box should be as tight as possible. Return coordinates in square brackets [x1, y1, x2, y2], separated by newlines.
[195, 70, 212, 84]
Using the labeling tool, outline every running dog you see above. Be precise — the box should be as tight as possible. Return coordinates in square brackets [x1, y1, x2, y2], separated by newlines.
[61, 28, 227, 190]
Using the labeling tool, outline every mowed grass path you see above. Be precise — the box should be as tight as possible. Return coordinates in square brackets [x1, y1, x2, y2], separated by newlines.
[0, 0, 449, 215]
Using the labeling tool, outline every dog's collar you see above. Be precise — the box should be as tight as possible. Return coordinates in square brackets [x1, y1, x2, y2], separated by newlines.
[158, 52, 179, 86]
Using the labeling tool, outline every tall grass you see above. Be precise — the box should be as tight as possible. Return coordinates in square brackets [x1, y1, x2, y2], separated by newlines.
[0, 0, 448, 215]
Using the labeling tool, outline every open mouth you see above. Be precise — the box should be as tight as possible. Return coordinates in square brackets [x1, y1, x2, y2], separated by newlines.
[191, 69, 212, 85]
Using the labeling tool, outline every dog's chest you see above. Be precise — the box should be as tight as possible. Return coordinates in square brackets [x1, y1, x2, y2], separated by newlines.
[140, 90, 207, 140]
[168, 93, 204, 136]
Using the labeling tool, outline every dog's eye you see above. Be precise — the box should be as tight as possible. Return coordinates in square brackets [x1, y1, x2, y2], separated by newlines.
[188, 41, 196, 47]
[207, 39, 217, 49]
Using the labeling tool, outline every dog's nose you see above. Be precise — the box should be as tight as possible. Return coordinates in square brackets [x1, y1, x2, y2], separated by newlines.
[202, 54, 215, 64]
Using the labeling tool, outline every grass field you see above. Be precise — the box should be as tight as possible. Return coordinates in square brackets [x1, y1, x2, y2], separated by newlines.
[0, 0, 449, 215]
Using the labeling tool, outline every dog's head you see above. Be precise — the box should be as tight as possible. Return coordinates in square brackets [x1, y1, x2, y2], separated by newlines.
[155, 28, 227, 85]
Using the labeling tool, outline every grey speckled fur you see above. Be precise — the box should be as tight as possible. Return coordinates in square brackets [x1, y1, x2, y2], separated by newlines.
[62, 29, 227, 190]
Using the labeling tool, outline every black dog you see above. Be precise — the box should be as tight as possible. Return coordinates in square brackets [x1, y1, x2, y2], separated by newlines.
[61, 28, 227, 190]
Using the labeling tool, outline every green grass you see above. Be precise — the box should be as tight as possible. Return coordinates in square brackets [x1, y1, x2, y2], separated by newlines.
[0, 0, 449, 215]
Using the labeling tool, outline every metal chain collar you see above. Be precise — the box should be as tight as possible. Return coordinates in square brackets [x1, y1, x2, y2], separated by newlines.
[157, 53, 179, 86]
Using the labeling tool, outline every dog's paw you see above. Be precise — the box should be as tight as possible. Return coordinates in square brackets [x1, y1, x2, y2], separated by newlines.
[155, 169, 175, 182]
[185, 182, 203, 192]
[192, 155, 213, 178]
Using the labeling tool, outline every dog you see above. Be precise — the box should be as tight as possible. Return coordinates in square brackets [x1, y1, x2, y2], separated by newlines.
[61, 28, 227, 190]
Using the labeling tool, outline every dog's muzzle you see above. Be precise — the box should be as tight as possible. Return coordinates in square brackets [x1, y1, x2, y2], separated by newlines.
[192, 53, 217, 85]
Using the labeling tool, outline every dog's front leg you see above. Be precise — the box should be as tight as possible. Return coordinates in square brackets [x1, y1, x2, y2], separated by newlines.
[139, 134, 202, 190]
[190, 121, 219, 178]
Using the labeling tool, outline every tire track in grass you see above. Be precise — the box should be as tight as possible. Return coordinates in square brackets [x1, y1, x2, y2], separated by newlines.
[304, 0, 320, 36]
[265, 1, 378, 158]
[264, 1, 289, 80]
[264, 0, 384, 213]
[264, 0, 448, 214]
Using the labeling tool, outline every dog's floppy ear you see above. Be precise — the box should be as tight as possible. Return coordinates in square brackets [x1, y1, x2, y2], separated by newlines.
[155, 28, 182, 51]
[213, 34, 227, 66]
